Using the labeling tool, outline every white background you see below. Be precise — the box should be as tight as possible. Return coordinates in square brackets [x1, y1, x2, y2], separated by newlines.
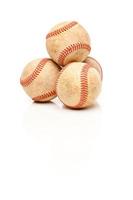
[0, 0, 133, 199]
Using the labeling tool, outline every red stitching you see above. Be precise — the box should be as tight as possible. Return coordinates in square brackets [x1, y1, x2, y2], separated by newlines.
[20, 58, 49, 87]
[85, 56, 103, 80]
[32, 90, 56, 101]
[46, 21, 78, 39]
[74, 64, 90, 108]
[58, 43, 91, 66]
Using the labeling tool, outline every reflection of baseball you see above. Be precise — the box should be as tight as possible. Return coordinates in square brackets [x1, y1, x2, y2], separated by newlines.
[56, 62, 102, 109]
[20, 58, 60, 102]
[46, 21, 91, 66]
[84, 56, 103, 80]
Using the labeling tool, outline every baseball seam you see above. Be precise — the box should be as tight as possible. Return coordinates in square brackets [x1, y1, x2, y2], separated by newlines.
[20, 58, 49, 87]
[56, 64, 90, 109]
[58, 43, 91, 66]
[32, 90, 56, 101]
[46, 21, 78, 39]
[74, 64, 90, 108]
[85, 56, 103, 80]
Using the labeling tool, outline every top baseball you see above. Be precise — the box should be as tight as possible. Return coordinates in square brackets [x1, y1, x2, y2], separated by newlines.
[46, 21, 91, 66]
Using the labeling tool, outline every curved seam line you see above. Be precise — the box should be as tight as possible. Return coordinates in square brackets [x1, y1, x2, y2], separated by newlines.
[46, 21, 78, 39]
[20, 58, 49, 87]
[86, 57, 103, 80]
[73, 64, 90, 108]
[58, 43, 91, 66]
[32, 90, 56, 101]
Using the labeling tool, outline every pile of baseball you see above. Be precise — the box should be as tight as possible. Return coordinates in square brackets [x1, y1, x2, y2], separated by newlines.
[20, 21, 103, 109]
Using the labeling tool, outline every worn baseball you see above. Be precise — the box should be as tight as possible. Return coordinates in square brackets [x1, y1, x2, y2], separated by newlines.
[46, 21, 91, 66]
[56, 62, 102, 109]
[20, 58, 60, 102]
[84, 56, 103, 80]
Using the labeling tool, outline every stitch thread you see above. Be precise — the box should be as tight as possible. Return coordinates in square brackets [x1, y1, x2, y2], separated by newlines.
[46, 21, 78, 39]
[85, 56, 103, 80]
[58, 43, 91, 66]
[20, 58, 49, 87]
[32, 90, 56, 101]
[74, 64, 90, 108]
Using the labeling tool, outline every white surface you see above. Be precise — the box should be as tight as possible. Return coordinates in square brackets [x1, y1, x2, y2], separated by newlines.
[0, 0, 133, 199]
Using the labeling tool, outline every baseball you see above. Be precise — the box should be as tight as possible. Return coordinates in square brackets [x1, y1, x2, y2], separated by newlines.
[56, 62, 102, 109]
[20, 58, 60, 102]
[84, 56, 103, 80]
[46, 21, 91, 66]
